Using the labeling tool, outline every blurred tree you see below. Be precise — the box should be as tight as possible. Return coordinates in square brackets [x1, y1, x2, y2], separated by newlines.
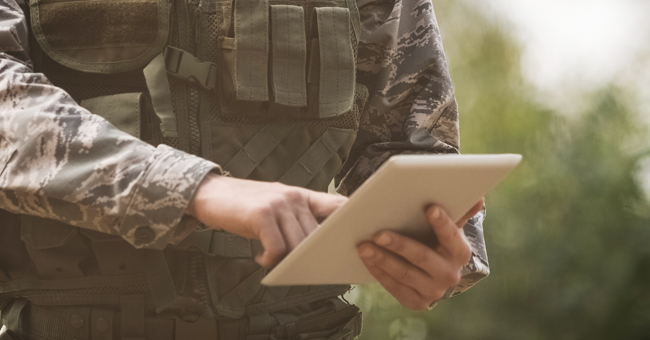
[354, 0, 650, 339]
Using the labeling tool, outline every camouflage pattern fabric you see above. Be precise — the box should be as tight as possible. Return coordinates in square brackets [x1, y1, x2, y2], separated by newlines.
[0, 0, 488, 300]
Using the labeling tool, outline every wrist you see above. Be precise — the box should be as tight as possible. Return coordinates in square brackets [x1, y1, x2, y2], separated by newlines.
[186, 172, 226, 218]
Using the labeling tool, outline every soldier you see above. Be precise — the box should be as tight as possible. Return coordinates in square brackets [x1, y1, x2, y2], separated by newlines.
[0, 0, 489, 338]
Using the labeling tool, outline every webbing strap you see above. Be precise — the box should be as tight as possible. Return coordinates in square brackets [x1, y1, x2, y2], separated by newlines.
[165, 46, 218, 91]
[278, 128, 355, 187]
[234, 0, 269, 101]
[224, 125, 294, 179]
[120, 295, 146, 340]
[141, 250, 176, 313]
[344, 0, 360, 43]
[0, 274, 148, 295]
[143, 52, 178, 138]
[0, 327, 15, 340]
[5, 299, 26, 335]
[172, 229, 264, 258]
[315, 7, 355, 118]
[270, 5, 307, 107]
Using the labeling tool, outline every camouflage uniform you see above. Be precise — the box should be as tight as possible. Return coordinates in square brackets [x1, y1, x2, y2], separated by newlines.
[0, 0, 489, 337]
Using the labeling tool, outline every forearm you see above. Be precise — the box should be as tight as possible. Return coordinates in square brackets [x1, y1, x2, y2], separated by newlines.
[0, 55, 219, 250]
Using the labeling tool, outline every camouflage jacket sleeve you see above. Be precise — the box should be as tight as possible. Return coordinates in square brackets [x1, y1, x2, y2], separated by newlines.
[336, 0, 489, 299]
[0, 0, 221, 250]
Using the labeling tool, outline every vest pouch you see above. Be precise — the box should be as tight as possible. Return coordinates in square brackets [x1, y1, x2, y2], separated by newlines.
[30, 0, 170, 74]
[80, 93, 143, 138]
[306, 7, 356, 119]
[21, 216, 92, 279]
[205, 256, 266, 319]
[217, 38, 264, 117]
[80, 229, 144, 276]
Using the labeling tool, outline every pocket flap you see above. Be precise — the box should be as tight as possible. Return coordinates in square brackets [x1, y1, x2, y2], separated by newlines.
[21, 215, 78, 250]
[30, 0, 170, 73]
[80, 93, 142, 138]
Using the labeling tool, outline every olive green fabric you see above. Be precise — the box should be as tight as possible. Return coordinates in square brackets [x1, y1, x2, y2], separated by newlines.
[144, 52, 178, 138]
[171, 229, 264, 258]
[20, 216, 87, 279]
[279, 128, 356, 187]
[141, 250, 177, 313]
[30, 0, 170, 73]
[120, 295, 146, 339]
[270, 5, 307, 107]
[80, 229, 144, 276]
[80, 93, 142, 139]
[344, 0, 361, 43]
[39, 1, 157, 48]
[224, 125, 295, 178]
[314, 7, 355, 118]
[234, 0, 269, 101]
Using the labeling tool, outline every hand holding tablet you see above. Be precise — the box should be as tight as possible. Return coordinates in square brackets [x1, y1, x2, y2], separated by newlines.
[261, 154, 522, 286]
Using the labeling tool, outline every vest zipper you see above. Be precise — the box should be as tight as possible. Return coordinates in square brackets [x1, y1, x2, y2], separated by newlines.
[195, 8, 202, 45]
[188, 85, 202, 155]
[186, 0, 202, 155]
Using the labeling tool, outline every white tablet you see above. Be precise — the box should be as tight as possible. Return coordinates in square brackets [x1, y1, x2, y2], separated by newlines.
[261, 154, 522, 286]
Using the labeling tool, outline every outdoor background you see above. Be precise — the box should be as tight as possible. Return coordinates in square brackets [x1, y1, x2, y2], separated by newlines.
[351, 0, 650, 339]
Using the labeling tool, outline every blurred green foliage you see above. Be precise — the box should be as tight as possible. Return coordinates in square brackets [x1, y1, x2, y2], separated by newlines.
[354, 0, 650, 339]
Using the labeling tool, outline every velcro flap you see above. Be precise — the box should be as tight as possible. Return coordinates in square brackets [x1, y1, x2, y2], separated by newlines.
[31, 0, 170, 73]
[234, 0, 270, 101]
[271, 5, 307, 107]
[80, 93, 142, 139]
[315, 7, 355, 118]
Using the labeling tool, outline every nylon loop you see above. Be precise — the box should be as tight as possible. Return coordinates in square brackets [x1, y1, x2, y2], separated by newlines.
[271, 5, 307, 107]
[5, 299, 26, 334]
[224, 125, 294, 179]
[314, 8, 355, 118]
[143, 52, 178, 138]
[279, 128, 355, 187]
[235, 0, 270, 101]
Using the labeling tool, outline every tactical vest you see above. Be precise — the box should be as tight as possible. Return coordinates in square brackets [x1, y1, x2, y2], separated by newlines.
[0, 0, 368, 338]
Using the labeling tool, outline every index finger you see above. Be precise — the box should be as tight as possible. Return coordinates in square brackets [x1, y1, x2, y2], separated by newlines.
[255, 219, 287, 268]
[427, 206, 471, 264]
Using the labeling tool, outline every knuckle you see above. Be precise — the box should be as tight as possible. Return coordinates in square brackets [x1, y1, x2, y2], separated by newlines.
[396, 266, 411, 281]
[283, 188, 304, 202]
[253, 203, 274, 218]
[412, 248, 430, 266]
